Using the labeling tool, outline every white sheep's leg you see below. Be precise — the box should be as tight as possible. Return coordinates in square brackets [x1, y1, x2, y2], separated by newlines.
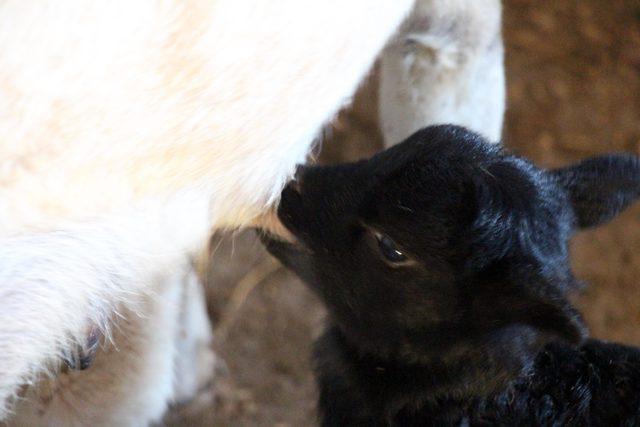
[379, 0, 505, 146]
[7, 258, 216, 427]
[172, 264, 217, 404]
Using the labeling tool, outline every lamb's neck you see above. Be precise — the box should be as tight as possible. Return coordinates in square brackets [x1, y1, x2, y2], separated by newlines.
[320, 325, 519, 412]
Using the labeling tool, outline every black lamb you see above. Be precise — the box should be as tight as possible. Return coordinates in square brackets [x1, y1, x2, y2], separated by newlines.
[260, 125, 640, 426]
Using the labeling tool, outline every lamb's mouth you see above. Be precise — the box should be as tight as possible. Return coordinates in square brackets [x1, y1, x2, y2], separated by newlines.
[257, 199, 313, 256]
[251, 204, 297, 242]
[255, 174, 314, 254]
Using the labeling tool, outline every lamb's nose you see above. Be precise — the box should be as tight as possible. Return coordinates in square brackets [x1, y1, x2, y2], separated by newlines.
[290, 165, 308, 193]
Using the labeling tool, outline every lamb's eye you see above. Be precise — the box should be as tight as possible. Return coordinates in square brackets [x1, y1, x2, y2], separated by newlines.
[375, 233, 407, 264]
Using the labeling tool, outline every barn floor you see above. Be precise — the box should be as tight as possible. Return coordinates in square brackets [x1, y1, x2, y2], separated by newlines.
[165, 1, 640, 425]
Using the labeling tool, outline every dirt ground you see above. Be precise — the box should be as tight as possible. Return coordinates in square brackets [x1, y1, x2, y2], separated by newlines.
[164, 1, 640, 425]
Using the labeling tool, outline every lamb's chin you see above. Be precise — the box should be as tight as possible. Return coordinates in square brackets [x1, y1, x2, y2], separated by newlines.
[257, 228, 311, 254]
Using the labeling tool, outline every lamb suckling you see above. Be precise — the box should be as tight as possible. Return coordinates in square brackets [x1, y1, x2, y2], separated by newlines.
[260, 125, 640, 426]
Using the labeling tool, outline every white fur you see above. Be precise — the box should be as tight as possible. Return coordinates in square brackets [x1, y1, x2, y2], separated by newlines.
[172, 265, 217, 404]
[0, 191, 212, 419]
[379, 0, 504, 145]
[0, 0, 504, 424]
[8, 259, 210, 426]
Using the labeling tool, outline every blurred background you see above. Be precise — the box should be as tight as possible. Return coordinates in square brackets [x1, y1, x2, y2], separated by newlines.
[166, 1, 640, 425]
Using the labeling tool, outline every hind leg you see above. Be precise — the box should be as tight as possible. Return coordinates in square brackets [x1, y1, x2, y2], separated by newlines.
[379, 0, 505, 146]
[172, 262, 217, 404]
[6, 259, 216, 426]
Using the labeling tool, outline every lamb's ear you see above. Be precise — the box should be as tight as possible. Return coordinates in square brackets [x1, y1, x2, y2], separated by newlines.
[517, 295, 587, 344]
[551, 154, 640, 228]
[477, 271, 587, 344]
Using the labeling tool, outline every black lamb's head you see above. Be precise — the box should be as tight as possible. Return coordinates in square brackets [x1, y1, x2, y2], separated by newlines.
[261, 125, 640, 385]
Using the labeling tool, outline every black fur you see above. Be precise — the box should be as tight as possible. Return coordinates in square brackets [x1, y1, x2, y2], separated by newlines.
[260, 125, 640, 426]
